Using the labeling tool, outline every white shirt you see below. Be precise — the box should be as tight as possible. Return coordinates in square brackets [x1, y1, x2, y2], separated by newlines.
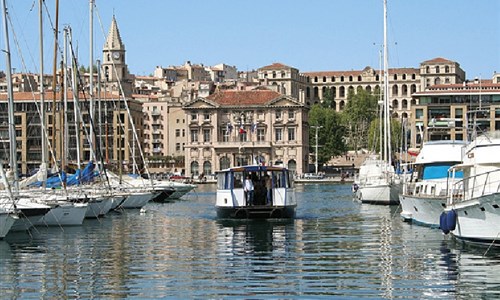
[244, 178, 254, 192]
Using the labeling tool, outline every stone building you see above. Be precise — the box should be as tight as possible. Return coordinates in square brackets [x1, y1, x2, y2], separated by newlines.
[182, 90, 309, 177]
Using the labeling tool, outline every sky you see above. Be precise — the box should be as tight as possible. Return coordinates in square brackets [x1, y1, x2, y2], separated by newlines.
[2, 0, 500, 80]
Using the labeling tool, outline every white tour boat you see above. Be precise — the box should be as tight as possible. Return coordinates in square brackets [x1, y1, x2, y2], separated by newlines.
[215, 165, 296, 219]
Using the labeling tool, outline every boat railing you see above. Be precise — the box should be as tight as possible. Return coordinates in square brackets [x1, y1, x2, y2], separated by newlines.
[448, 168, 500, 205]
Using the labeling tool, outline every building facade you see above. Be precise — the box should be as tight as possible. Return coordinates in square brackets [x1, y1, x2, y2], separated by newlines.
[182, 90, 309, 177]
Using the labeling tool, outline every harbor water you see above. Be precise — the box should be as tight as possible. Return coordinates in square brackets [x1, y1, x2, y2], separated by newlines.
[1, 183, 500, 299]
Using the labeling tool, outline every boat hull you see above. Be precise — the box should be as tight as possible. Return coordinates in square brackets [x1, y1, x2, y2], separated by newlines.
[85, 197, 113, 218]
[36, 203, 88, 226]
[216, 205, 296, 219]
[120, 191, 158, 209]
[0, 212, 15, 238]
[450, 193, 500, 245]
[355, 183, 400, 205]
[399, 194, 446, 228]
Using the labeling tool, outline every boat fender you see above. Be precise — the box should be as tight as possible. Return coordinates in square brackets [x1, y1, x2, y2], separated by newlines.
[439, 212, 449, 234]
[352, 183, 359, 193]
[447, 209, 457, 231]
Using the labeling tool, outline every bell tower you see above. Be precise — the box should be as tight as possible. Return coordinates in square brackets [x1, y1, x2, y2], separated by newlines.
[102, 15, 129, 94]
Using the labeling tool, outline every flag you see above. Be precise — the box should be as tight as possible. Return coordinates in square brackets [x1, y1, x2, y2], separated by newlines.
[239, 124, 246, 135]
[251, 123, 257, 133]
[226, 123, 233, 134]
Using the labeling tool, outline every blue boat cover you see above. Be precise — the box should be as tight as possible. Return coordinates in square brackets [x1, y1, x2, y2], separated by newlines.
[422, 164, 462, 180]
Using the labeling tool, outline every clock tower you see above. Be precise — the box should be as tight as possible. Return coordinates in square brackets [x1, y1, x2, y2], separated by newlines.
[102, 15, 130, 94]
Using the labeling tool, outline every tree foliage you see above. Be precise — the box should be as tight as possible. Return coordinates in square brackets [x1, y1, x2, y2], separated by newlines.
[367, 117, 402, 154]
[308, 104, 346, 165]
[341, 88, 379, 151]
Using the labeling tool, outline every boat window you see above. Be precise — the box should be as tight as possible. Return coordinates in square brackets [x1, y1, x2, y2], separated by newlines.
[217, 173, 226, 189]
[233, 172, 243, 189]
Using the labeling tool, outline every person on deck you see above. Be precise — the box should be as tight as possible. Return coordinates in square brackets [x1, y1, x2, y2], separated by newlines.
[244, 175, 254, 206]
[264, 175, 272, 205]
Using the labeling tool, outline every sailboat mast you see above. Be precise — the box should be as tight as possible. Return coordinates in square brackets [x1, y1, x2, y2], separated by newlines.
[51, 0, 59, 165]
[2, 0, 19, 193]
[39, 0, 48, 186]
[383, 0, 391, 166]
[63, 26, 69, 173]
[89, 0, 96, 162]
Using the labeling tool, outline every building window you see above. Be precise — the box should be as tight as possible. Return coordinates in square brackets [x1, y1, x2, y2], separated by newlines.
[176, 143, 180, 151]
[175, 129, 180, 137]
[275, 110, 282, 120]
[222, 129, 229, 142]
[275, 128, 283, 141]
[416, 109, 424, 119]
[191, 129, 198, 142]
[288, 110, 295, 119]
[203, 129, 210, 142]
[288, 127, 295, 141]
[204, 113, 210, 121]
[190, 112, 197, 121]
[257, 128, 265, 142]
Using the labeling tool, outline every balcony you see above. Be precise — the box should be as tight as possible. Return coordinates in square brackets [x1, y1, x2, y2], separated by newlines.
[152, 148, 162, 153]
[213, 140, 272, 149]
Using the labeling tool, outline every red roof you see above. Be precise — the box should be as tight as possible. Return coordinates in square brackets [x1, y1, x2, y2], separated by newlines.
[421, 57, 455, 64]
[259, 63, 294, 71]
[206, 90, 281, 106]
[304, 67, 418, 77]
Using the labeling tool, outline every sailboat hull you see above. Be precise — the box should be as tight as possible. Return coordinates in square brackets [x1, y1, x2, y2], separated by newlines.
[35, 203, 88, 226]
[355, 183, 400, 205]
[399, 194, 446, 227]
[0, 212, 15, 238]
[120, 191, 158, 209]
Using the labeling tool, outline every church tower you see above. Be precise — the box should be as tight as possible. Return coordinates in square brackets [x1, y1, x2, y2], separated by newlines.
[102, 15, 130, 94]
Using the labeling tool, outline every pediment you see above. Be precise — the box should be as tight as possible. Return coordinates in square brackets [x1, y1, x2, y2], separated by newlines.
[267, 95, 303, 107]
[183, 97, 219, 109]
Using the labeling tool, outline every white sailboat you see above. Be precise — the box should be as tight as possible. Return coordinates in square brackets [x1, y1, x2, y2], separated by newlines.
[353, 0, 400, 205]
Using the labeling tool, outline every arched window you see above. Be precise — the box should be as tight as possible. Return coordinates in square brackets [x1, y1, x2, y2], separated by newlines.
[445, 66, 450, 73]
[357, 76, 362, 81]
[322, 86, 327, 97]
[392, 99, 399, 110]
[426, 66, 430, 73]
[357, 86, 363, 92]
[190, 161, 199, 176]
[314, 76, 318, 82]
[272, 71, 276, 78]
[436, 66, 440, 73]
[411, 99, 417, 106]
[349, 75, 353, 82]
[402, 84, 408, 96]
[203, 161, 212, 175]
[394, 74, 398, 80]
[411, 84, 417, 94]
[376, 74, 380, 81]
[402, 112, 408, 118]
[348, 86, 354, 94]
[339, 86, 345, 97]
[366, 86, 372, 93]
[331, 87, 336, 98]
[402, 99, 408, 110]
[435, 77, 441, 85]
[323, 76, 327, 82]
[331, 76, 336, 82]
[340, 76, 345, 82]
[306, 87, 310, 98]
[339, 100, 345, 111]
[220, 156, 230, 170]
[314, 87, 319, 98]
[412, 74, 416, 80]
[287, 160, 297, 174]
[402, 74, 407, 80]
[392, 84, 399, 96]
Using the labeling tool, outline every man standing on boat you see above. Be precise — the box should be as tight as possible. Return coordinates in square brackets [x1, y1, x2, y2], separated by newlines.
[264, 174, 272, 205]
[244, 175, 254, 206]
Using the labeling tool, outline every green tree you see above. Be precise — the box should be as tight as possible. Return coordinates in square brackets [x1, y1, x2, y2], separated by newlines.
[309, 104, 347, 165]
[367, 117, 402, 154]
[341, 88, 379, 152]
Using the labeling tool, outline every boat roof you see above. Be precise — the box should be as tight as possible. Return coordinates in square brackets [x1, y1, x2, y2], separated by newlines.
[216, 165, 288, 173]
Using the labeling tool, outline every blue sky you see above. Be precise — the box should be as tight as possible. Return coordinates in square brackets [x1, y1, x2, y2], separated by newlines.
[3, 0, 500, 80]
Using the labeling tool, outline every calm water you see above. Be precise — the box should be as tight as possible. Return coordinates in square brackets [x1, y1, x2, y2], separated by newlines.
[1, 183, 500, 299]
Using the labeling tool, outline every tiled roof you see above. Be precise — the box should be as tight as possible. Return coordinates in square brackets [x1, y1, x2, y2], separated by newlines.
[206, 90, 281, 106]
[259, 63, 293, 71]
[421, 57, 454, 64]
[303, 67, 419, 77]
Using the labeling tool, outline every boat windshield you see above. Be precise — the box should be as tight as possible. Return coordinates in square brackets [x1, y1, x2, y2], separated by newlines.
[421, 163, 463, 180]
[217, 169, 291, 190]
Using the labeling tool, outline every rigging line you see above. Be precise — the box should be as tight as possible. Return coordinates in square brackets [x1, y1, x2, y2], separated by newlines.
[7, 12, 62, 171]
[67, 39, 111, 190]
[95, 6, 153, 186]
